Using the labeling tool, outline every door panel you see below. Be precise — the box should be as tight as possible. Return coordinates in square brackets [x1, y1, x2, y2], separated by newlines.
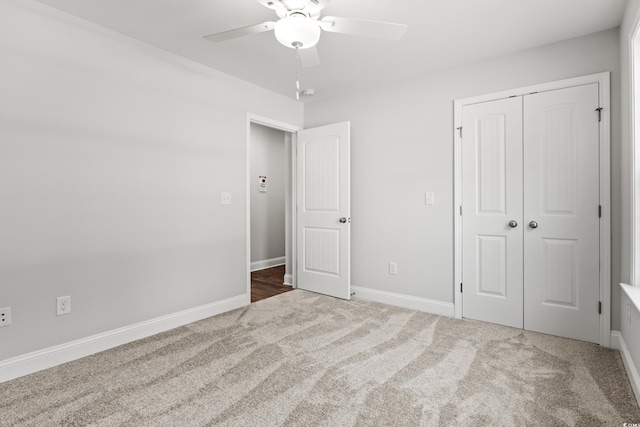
[297, 122, 351, 299]
[461, 84, 601, 343]
[462, 98, 524, 328]
[303, 227, 340, 276]
[303, 136, 340, 211]
[523, 84, 600, 343]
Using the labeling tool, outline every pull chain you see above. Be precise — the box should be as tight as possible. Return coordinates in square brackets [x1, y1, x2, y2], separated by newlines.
[295, 46, 301, 100]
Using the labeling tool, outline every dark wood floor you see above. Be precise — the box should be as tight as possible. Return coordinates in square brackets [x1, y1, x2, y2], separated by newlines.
[251, 265, 294, 303]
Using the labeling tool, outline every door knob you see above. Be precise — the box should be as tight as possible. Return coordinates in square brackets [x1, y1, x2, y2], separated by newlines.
[339, 217, 347, 223]
[508, 220, 518, 228]
[529, 221, 538, 229]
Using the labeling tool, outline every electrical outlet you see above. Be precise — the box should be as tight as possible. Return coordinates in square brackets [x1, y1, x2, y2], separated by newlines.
[0, 307, 12, 327]
[57, 296, 71, 316]
[389, 262, 398, 275]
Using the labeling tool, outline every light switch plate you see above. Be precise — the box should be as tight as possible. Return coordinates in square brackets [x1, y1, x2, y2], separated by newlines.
[425, 192, 435, 205]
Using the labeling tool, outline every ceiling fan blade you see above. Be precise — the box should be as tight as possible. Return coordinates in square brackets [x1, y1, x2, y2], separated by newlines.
[254, 0, 290, 18]
[254, 0, 284, 11]
[299, 46, 320, 68]
[305, 0, 332, 17]
[320, 16, 407, 41]
[254, 0, 330, 17]
[203, 22, 275, 43]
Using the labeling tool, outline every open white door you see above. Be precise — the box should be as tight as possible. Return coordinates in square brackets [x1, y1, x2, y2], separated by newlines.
[296, 121, 351, 299]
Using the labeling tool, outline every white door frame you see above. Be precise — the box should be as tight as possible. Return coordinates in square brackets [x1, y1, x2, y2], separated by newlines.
[453, 72, 611, 347]
[246, 113, 302, 303]
[630, 13, 640, 287]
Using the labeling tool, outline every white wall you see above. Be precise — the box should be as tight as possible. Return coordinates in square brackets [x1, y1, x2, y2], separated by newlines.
[0, 0, 302, 361]
[250, 124, 286, 267]
[305, 29, 621, 319]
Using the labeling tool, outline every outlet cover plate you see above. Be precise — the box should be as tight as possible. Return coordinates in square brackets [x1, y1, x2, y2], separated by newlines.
[0, 307, 12, 327]
[389, 262, 398, 275]
[57, 296, 71, 316]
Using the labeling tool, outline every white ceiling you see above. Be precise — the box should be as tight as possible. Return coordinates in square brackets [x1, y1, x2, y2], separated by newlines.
[34, 0, 628, 102]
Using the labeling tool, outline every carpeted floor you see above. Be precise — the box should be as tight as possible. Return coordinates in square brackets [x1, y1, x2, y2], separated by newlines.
[1, 290, 639, 426]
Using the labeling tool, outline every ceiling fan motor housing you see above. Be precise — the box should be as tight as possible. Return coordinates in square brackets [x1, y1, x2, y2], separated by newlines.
[274, 12, 321, 49]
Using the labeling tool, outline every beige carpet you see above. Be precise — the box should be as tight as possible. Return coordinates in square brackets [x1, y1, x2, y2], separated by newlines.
[1, 290, 639, 426]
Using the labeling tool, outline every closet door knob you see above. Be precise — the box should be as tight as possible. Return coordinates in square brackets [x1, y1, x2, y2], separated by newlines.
[508, 220, 518, 228]
[529, 221, 538, 229]
[339, 217, 347, 223]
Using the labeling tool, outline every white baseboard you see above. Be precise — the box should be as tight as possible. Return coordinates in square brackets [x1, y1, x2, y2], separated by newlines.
[250, 257, 285, 272]
[284, 274, 293, 286]
[611, 330, 640, 406]
[351, 286, 455, 318]
[0, 294, 248, 384]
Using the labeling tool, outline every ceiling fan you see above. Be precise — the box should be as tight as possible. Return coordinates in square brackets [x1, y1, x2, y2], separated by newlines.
[203, 0, 408, 67]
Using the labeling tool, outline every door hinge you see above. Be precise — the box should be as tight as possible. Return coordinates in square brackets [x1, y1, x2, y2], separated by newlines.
[459, 205, 463, 216]
[456, 127, 462, 139]
[599, 205, 602, 218]
[595, 107, 603, 122]
[598, 301, 602, 314]
[460, 283, 463, 293]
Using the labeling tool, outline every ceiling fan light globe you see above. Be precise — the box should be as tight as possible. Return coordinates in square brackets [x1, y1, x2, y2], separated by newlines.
[274, 15, 320, 49]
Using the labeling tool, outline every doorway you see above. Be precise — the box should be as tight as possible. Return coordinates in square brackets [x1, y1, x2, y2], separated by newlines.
[453, 73, 611, 346]
[248, 120, 295, 302]
[246, 115, 352, 303]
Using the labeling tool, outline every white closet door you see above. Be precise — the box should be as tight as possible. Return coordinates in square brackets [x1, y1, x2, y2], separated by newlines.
[523, 84, 600, 343]
[461, 97, 524, 328]
[296, 121, 351, 300]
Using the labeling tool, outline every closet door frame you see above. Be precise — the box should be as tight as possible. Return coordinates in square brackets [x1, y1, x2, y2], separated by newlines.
[453, 72, 611, 347]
